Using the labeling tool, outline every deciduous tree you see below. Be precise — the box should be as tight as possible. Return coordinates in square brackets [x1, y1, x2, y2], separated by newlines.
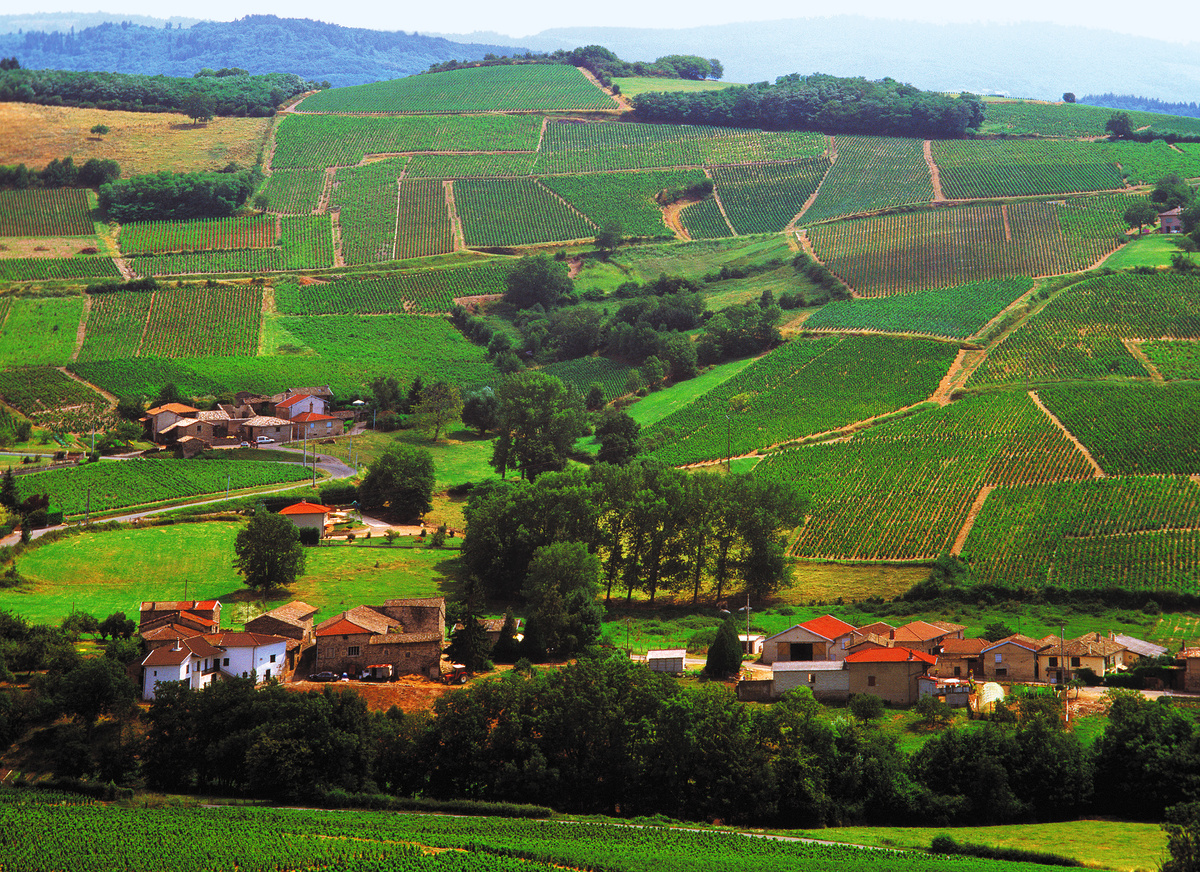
[490, 371, 587, 481]
[358, 444, 435, 520]
[413, 380, 462, 441]
[233, 511, 306, 591]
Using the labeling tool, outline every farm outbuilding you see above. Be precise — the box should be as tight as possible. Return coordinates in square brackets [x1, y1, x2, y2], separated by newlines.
[761, 615, 856, 664]
[280, 501, 331, 536]
[1160, 207, 1183, 233]
[917, 675, 971, 707]
[646, 649, 686, 674]
[845, 646, 936, 705]
[739, 634, 765, 656]
[772, 660, 850, 701]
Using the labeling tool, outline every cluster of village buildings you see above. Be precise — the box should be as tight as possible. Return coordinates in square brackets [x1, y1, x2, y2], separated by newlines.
[141, 386, 351, 457]
[137, 597, 450, 700]
[716, 615, 1180, 705]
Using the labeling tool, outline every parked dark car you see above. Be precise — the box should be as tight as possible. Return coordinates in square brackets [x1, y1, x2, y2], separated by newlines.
[308, 671, 338, 682]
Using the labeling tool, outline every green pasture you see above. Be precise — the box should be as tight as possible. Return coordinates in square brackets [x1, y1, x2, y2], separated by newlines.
[612, 234, 793, 283]
[3, 520, 463, 626]
[0, 296, 83, 368]
[789, 820, 1165, 872]
[1104, 234, 1200, 269]
[295, 428, 499, 490]
[611, 77, 739, 98]
[626, 356, 756, 427]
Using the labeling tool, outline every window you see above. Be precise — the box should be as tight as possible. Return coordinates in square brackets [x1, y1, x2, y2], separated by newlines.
[269, 654, 276, 663]
[807, 673, 816, 684]
[223, 658, 229, 667]
[1049, 656, 1058, 667]
[348, 646, 360, 656]
[1071, 656, 1081, 667]
[186, 663, 190, 674]
[996, 667, 1008, 677]
[867, 675, 876, 687]
[994, 653, 1003, 663]
[953, 666, 961, 676]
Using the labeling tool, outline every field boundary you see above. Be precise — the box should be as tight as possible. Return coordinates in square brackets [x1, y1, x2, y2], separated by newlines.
[923, 139, 945, 201]
[1028, 389, 1106, 478]
[951, 485, 995, 555]
[70, 294, 90, 362]
[702, 167, 738, 237]
[1122, 338, 1165, 381]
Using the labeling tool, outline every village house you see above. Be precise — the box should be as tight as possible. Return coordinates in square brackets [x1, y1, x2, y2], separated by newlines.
[761, 615, 856, 664]
[314, 598, 445, 679]
[1039, 632, 1128, 684]
[845, 646, 937, 705]
[292, 410, 344, 439]
[238, 415, 296, 444]
[204, 631, 291, 682]
[246, 601, 319, 672]
[1160, 207, 1183, 233]
[280, 501, 331, 537]
[275, 393, 331, 420]
[139, 600, 222, 633]
[1179, 648, 1200, 693]
[140, 403, 200, 444]
[981, 634, 1047, 682]
[890, 620, 966, 655]
[771, 660, 850, 702]
[139, 636, 224, 700]
[931, 637, 988, 679]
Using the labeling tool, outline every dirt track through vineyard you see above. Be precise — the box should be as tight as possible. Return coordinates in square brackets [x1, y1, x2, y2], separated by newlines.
[1029, 390, 1106, 478]
[951, 485, 995, 555]
[923, 139, 945, 201]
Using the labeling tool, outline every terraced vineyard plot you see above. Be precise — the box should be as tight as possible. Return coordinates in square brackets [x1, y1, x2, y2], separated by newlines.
[963, 476, 1200, 590]
[0, 257, 120, 282]
[710, 158, 831, 234]
[981, 99, 1200, 137]
[406, 153, 539, 178]
[543, 356, 633, 402]
[15, 458, 312, 516]
[800, 136, 932, 223]
[0, 188, 94, 237]
[140, 286, 263, 358]
[261, 169, 326, 214]
[271, 113, 543, 169]
[970, 272, 1200, 386]
[1038, 383, 1200, 475]
[757, 391, 1095, 561]
[125, 217, 334, 275]
[297, 64, 616, 113]
[679, 198, 733, 239]
[542, 169, 708, 239]
[1094, 140, 1200, 185]
[396, 179, 454, 259]
[1145, 340, 1200, 379]
[330, 159, 405, 265]
[455, 178, 596, 247]
[809, 200, 1124, 296]
[77, 290, 152, 360]
[643, 334, 956, 465]
[932, 139, 1124, 199]
[275, 261, 509, 315]
[0, 296, 83, 368]
[536, 121, 825, 173]
[119, 215, 276, 255]
[805, 277, 1031, 338]
[0, 366, 107, 421]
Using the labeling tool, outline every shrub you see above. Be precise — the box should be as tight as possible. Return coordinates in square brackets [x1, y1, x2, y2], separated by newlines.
[849, 693, 885, 720]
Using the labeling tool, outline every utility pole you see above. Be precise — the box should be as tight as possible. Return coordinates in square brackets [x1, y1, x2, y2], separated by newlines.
[726, 414, 732, 472]
[85, 485, 90, 526]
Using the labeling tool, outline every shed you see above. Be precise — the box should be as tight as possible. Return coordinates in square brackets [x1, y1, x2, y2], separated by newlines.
[280, 501, 331, 535]
[917, 675, 972, 707]
[739, 633, 765, 656]
[646, 649, 686, 674]
[772, 660, 849, 701]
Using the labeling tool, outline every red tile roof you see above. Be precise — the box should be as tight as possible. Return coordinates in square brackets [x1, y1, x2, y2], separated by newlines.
[276, 393, 316, 409]
[280, 501, 331, 515]
[146, 403, 199, 416]
[316, 616, 375, 637]
[892, 620, 955, 643]
[799, 614, 857, 641]
[941, 638, 989, 655]
[845, 646, 936, 665]
[141, 636, 223, 666]
[292, 411, 337, 423]
[205, 631, 290, 648]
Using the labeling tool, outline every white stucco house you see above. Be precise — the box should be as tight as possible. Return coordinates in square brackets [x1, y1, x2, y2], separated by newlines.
[139, 631, 291, 700]
[205, 631, 290, 682]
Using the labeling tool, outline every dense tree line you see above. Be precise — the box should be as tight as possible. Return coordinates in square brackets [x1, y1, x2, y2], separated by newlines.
[462, 462, 803, 604]
[0, 156, 120, 189]
[98, 167, 259, 221]
[633, 73, 985, 138]
[426, 45, 722, 89]
[1083, 93, 1200, 121]
[0, 66, 320, 116]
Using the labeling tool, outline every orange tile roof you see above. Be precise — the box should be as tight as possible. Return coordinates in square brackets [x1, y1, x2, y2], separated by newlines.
[145, 403, 199, 416]
[315, 616, 375, 637]
[280, 501, 331, 515]
[892, 620, 954, 643]
[292, 411, 337, 423]
[941, 638, 989, 655]
[205, 632, 290, 648]
[845, 646, 936, 665]
[799, 614, 857, 641]
[276, 393, 316, 409]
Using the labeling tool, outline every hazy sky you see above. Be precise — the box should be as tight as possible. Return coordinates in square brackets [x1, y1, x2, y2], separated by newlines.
[17, 0, 1197, 44]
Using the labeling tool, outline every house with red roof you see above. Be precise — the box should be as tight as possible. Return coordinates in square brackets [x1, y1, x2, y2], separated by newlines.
[280, 501, 331, 537]
[204, 631, 290, 682]
[292, 410, 344, 439]
[314, 598, 445, 679]
[845, 646, 937, 704]
[139, 600, 221, 632]
[275, 393, 330, 421]
[761, 614, 857, 664]
[982, 634, 1049, 682]
[931, 637, 989, 679]
[139, 636, 224, 700]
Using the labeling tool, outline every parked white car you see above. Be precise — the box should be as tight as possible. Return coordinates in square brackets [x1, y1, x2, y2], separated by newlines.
[255, 436, 274, 444]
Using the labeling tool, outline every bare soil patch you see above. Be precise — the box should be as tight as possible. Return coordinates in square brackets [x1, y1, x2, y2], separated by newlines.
[0, 238, 99, 258]
[288, 676, 455, 713]
[923, 139, 945, 201]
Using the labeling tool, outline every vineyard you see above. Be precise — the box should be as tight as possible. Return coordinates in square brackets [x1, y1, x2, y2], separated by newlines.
[757, 391, 1096, 561]
[14, 457, 312, 515]
[0, 790, 1059, 872]
[0, 256, 120, 282]
[295, 64, 618, 113]
[1144, 340, 1200, 380]
[0, 296, 84, 368]
[261, 169, 326, 214]
[0, 188, 94, 237]
[543, 356, 634, 402]
[1093, 140, 1200, 186]
[122, 216, 334, 276]
[808, 199, 1124, 296]
[0, 365, 108, 430]
[271, 113, 544, 169]
[118, 215, 277, 255]
[962, 476, 1200, 590]
[536, 121, 825, 174]
[330, 159, 404, 265]
[804, 277, 1032, 339]
[406, 153, 540, 178]
[710, 158, 831, 234]
[930, 140, 1124, 199]
[969, 272, 1200, 386]
[455, 179, 597, 247]
[643, 334, 956, 466]
[396, 179, 455, 259]
[542, 169, 708, 239]
[275, 261, 509, 315]
[980, 99, 1200, 137]
[679, 198, 733, 239]
[1037, 382, 1200, 475]
[800, 136, 933, 223]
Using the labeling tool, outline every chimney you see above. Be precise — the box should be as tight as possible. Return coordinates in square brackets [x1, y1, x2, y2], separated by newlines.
[907, 650, 913, 661]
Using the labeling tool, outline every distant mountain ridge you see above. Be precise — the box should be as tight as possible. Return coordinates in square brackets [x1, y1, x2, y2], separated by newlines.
[0, 15, 523, 87]
[435, 17, 1200, 104]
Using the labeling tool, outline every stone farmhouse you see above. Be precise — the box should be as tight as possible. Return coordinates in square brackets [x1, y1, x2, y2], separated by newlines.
[246, 601, 319, 673]
[314, 597, 446, 679]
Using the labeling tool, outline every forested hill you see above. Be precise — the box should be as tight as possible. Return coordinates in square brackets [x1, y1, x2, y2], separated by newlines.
[0, 16, 523, 87]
